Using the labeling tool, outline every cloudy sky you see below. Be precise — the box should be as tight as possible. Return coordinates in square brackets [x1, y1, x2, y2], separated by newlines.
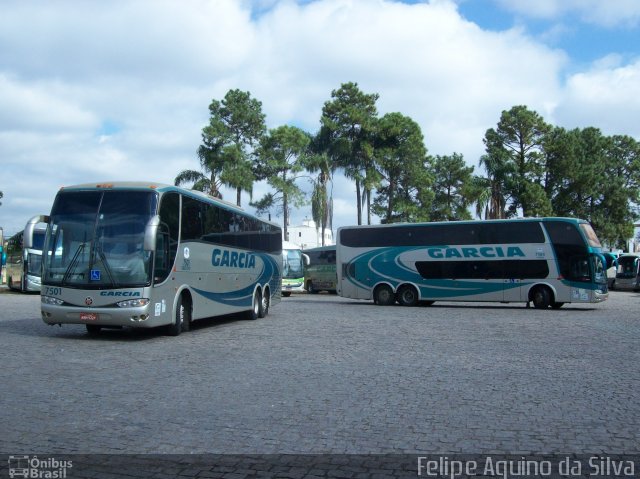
[1, 0, 639, 238]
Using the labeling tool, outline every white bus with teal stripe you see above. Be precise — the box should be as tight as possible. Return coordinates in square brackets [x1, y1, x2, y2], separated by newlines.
[40, 182, 282, 335]
[336, 218, 608, 309]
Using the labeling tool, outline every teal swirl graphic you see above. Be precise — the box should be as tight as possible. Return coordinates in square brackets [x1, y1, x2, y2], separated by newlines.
[192, 252, 280, 307]
[346, 247, 524, 299]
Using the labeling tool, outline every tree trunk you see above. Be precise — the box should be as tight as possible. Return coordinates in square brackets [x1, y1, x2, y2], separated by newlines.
[283, 192, 289, 242]
[355, 178, 362, 225]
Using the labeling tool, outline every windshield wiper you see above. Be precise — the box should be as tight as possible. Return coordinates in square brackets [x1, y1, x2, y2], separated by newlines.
[93, 246, 117, 288]
[62, 242, 87, 285]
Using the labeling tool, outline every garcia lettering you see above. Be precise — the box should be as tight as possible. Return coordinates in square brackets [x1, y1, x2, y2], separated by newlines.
[427, 246, 526, 259]
[212, 248, 257, 269]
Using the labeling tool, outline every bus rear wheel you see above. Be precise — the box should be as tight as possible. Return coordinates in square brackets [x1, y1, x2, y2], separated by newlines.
[396, 284, 419, 307]
[374, 284, 395, 306]
[531, 286, 552, 309]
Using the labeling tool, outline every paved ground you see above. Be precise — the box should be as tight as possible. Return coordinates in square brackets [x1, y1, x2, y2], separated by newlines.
[0, 287, 638, 476]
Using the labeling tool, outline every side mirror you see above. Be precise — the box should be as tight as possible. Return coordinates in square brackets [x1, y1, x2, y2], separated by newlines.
[23, 215, 49, 249]
[302, 253, 310, 266]
[144, 215, 161, 252]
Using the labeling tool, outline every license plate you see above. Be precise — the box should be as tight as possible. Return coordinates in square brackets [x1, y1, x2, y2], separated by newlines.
[80, 312, 98, 321]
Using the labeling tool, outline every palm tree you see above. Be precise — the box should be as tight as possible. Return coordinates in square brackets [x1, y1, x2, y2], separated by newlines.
[174, 145, 222, 198]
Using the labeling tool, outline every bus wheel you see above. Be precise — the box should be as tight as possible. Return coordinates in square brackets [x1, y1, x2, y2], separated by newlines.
[531, 286, 552, 309]
[167, 296, 190, 336]
[397, 284, 419, 307]
[86, 324, 101, 335]
[246, 289, 260, 320]
[282, 291, 291, 297]
[551, 302, 564, 309]
[374, 284, 395, 306]
[259, 288, 270, 318]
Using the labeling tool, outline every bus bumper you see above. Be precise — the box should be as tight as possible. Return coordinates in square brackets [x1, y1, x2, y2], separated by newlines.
[40, 303, 164, 328]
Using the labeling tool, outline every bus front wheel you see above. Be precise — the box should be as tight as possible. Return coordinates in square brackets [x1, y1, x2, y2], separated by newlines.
[259, 288, 270, 318]
[167, 296, 191, 336]
[374, 284, 395, 306]
[396, 284, 419, 307]
[531, 286, 552, 309]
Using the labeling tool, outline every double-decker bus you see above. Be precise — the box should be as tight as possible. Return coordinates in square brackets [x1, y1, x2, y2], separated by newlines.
[281, 240, 307, 296]
[303, 245, 337, 294]
[5, 215, 47, 292]
[337, 218, 608, 309]
[40, 182, 282, 335]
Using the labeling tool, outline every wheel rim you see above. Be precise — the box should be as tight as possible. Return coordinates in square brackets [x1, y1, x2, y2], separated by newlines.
[261, 292, 269, 313]
[378, 287, 392, 303]
[254, 292, 260, 315]
[402, 289, 415, 304]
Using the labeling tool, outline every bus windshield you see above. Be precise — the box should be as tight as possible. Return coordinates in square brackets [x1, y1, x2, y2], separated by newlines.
[283, 248, 304, 280]
[42, 190, 158, 288]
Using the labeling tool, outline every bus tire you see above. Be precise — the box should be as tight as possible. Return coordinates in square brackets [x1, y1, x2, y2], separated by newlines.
[282, 291, 291, 297]
[259, 287, 270, 318]
[167, 296, 190, 336]
[307, 281, 319, 294]
[246, 289, 260, 320]
[397, 284, 419, 307]
[374, 284, 395, 306]
[86, 324, 101, 335]
[551, 302, 564, 309]
[531, 286, 552, 309]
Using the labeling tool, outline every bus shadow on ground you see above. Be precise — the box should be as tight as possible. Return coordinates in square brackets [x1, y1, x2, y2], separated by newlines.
[0, 311, 249, 341]
[335, 300, 597, 312]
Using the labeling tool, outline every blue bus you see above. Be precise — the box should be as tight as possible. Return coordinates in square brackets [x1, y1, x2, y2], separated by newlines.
[40, 182, 282, 335]
[337, 218, 608, 309]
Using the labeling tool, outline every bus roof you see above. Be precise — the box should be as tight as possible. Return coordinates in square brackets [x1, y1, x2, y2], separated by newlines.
[57, 181, 280, 229]
[337, 217, 589, 232]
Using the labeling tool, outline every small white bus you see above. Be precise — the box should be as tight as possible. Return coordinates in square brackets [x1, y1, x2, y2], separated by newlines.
[5, 215, 47, 292]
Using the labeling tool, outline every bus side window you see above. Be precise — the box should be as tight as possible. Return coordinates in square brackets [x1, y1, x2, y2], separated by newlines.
[155, 192, 179, 284]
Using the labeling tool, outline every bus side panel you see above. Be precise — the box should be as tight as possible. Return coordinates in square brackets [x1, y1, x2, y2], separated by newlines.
[173, 241, 282, 320]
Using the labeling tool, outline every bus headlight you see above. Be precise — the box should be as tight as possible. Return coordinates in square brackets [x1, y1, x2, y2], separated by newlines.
[116, 298, 150, 308]
[41, 296, 64, 306]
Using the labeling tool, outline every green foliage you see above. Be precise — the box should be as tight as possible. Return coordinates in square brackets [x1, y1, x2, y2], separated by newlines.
[251, 125, 311, 240]
[183, 89, 266, 206]
[320, 82, 379, 225]
[180, 86, 640, 245]
[482, 105, 552, 217]
[429, 153, 476, 221]
[372, 112, 432, 223]
[544, 127, 640, 247]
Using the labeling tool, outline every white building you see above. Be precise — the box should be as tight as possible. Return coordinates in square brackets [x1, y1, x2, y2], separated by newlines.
[286, 219, 334, 249]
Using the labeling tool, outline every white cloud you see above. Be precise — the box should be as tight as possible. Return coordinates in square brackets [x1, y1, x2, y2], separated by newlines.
[555, 56, 640, 136]
[0, 0, 636, 236]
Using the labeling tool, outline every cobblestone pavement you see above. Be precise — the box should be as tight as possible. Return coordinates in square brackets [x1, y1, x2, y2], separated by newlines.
[0, 288, 638, 476]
